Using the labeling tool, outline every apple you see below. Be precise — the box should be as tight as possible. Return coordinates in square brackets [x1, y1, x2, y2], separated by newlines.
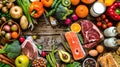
[19, 36, 25, 43]
[10, 6, 23, 19]
[5, 33, 11, 40]
[3, 25, 11, 32]
[11, 24, 18, 31]
[15, 55, 29, 67]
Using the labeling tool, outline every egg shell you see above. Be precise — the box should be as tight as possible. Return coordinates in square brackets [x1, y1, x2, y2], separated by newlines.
[88, 49, 98, 57]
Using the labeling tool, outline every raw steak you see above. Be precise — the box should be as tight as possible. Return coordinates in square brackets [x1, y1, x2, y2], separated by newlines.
[21, 36, 38, 60]
[80, 20, 104, 48]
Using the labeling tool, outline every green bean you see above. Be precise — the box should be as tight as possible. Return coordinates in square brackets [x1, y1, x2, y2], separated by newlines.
[51, 0, 58, 8]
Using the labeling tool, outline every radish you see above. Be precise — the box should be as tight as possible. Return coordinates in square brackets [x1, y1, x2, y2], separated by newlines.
[64, 18, 72, 25]
[41, 51, 46, 57]
[72, 14, 78, 21]
[19, 36, 25, 43]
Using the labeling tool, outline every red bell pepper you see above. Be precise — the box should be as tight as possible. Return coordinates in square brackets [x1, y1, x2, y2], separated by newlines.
[106, 2, 120, 21]
[29, 2, 44, 18]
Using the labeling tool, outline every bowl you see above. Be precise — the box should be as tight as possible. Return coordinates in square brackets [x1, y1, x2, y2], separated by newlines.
[0, 20, 21, 43]
[83, 58, 97, 67]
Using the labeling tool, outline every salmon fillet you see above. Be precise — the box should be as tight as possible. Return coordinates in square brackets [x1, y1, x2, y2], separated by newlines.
[65, 31, 86, 60]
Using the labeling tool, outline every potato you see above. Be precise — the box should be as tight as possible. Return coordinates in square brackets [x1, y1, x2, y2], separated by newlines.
[20, 15, 28, 30]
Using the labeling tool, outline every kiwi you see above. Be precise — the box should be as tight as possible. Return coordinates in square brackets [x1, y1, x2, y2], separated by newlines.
[62, 0, 71, 7]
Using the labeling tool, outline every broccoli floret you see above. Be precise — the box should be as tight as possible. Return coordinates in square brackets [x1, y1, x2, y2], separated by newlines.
[55, 4, 73, 20]
[0, 40, 21, 58]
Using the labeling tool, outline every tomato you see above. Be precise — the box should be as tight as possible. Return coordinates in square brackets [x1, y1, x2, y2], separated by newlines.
[101, 14, 106, 19]
[96, 17, 101, 21]
[102, 24, 107, 29]
[97, 22, 102, 27]
[107, 22, 113, 27]
[104, 19, 109, 23]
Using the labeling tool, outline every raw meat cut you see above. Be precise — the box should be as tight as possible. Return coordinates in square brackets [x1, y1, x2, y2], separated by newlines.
[80, 20, 104, 48]
[21, 36, 38, 60]
[65, 31, 86, 60]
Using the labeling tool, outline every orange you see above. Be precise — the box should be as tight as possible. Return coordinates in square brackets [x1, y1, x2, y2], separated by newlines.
[81, 0, 96, 4]
[70, 23, 81, 33]
[11, 32, 19, 39]
[70, 0, 80, 6]
[75, 5, 89, 18]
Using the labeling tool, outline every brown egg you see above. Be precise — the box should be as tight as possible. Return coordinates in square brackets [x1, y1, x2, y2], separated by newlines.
[88, 49, 98, 57]
[96, 45, 104, 53]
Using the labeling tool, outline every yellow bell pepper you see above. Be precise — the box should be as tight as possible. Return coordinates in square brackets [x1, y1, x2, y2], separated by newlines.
[98, 0, 116, 6]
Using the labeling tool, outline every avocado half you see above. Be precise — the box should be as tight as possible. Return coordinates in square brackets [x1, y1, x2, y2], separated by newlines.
[58, 50, 71, 63]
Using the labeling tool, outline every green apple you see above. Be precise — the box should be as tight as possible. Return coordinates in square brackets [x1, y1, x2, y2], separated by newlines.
[15, 55, 29, 67]
[11, 24, 18, 31]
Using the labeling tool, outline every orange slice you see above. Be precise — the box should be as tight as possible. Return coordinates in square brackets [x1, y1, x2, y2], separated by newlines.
[70, 23, 81, 33]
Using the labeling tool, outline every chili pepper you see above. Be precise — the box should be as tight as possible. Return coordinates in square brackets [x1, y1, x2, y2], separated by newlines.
[29, 1, 44, 18]
[41, 0, 53, 7]
[106, 2, 120, 21]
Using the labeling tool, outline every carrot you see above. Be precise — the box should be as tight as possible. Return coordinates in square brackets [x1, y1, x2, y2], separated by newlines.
[0, 58, 15, 67]
[0, 54, 14, 64]
[0, 45, 4, 49]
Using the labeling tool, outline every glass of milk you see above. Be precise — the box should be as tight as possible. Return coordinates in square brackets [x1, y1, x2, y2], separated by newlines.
[90, 1, 106, 17]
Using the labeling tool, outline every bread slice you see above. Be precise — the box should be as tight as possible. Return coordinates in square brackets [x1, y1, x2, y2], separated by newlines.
[98, 53, 118, 67]
[98, 56, 107, 67]
[106, 53, 118, 67]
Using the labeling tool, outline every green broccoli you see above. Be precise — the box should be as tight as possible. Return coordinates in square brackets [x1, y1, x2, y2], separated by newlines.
[0, 40, 21, 58]
[55, 4, 73, 20]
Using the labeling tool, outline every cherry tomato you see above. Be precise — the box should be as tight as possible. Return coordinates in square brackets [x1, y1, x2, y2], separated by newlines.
[104, 19, 109, 23]
[101, 14, 106, 19]
[102, 24, 107, 29]
[96, 17, 101, 21]
[97, 22, 102, 27]
[107, 22, 113, 27]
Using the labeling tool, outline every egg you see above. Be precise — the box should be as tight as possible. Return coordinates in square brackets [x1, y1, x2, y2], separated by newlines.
[96, 45, 104, 53]
[88, 49, 98, 57]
